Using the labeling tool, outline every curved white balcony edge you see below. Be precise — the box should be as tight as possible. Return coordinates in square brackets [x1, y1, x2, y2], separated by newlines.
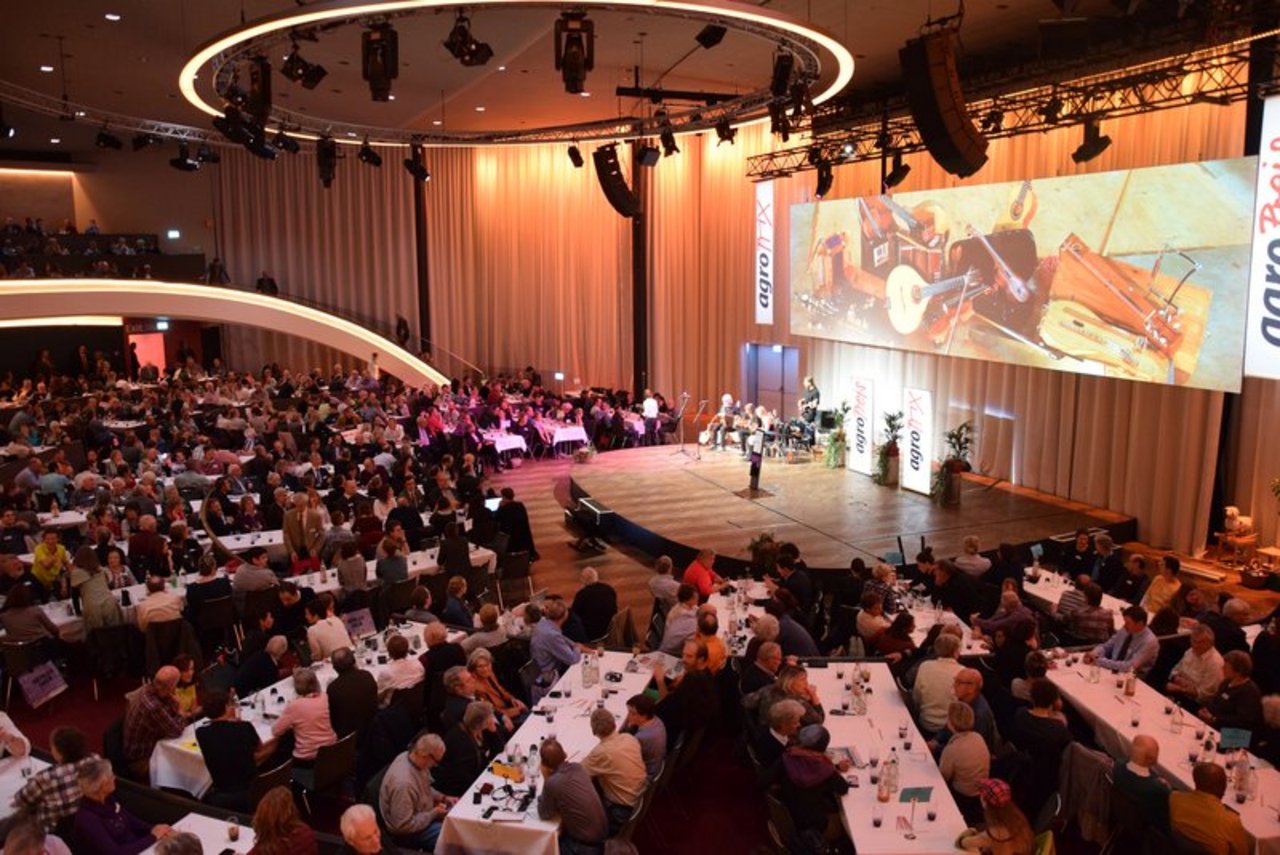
[0, 279, 448, 387]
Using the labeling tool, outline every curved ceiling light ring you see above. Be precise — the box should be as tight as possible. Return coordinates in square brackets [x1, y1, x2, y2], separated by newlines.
[179, 0, 853, 148]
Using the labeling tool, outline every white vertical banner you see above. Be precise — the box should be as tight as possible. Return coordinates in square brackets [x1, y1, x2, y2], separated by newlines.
[754, 180, 775, 326]
[847, 376, 875, 475]
[902, 386, 934, 495]
[1246, 95, 1280, 379]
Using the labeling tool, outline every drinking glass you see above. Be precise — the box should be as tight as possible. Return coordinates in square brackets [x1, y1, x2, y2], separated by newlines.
[227, 816, 241, 842]
[872, 804, 884, 828]
[868, 749, 880, 768]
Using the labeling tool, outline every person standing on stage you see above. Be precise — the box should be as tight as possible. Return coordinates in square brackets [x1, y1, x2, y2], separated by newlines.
[799, 377, 821, 424]
[748, 417, 766, 492]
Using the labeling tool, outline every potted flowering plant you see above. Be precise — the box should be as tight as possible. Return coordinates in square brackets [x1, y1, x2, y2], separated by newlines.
[873, 411, 903, 486]
[936, 421, 973, 506]
[823, 401, 852, 469]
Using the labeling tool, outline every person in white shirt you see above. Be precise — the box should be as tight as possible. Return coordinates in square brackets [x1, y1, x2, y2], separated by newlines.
[305, 596, 354, 661]
[134, 576, 185, 632]
[377, 633, 425, 700]
[1166, 624, 1225, 705]
[913, 633, 965, 732]
[641, 391, 660, 446]
[0, 710, 31, 757]
[953, 535, 992, 578]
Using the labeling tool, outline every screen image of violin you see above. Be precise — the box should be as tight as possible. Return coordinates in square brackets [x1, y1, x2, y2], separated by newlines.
[790, 157, 1255, 393]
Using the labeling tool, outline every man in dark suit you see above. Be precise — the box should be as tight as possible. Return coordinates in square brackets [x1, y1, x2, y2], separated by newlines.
[754, 697, 803, 785]
[234, 635, 287, 696]
[740, 641, 783, 696]
[182, 557, 233, 622]
[570, 567, 618, 642]
[1110, 554, 1151, 605]
[769, 553, 814, 614]
[494, 487, 538, 560]
[1203, 599, 1252, 655]
[933, 559, 979, 619]
[327, 647, 379, 740]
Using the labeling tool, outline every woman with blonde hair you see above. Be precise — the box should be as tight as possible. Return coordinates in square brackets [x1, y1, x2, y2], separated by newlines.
[248, 785, 318, 855]
[468, 647, 528, 726]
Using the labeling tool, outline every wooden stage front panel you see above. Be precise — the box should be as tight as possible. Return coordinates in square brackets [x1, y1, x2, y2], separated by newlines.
[569, 446, 1133, 568]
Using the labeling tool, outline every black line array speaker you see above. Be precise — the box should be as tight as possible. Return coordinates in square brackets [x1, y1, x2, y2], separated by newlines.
[592, 144, 640, 218]
[899, 32, 988, 178]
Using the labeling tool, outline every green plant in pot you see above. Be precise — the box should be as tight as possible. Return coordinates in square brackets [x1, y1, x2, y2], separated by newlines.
[873, 411, 903, 486]
[823, 401, 852, 469]
[936, 420, 973, 506]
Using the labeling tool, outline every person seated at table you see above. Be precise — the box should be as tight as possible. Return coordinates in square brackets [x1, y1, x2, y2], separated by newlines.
[750, 663, 824, 730]
[1108, 554, 1150, 605]
[855, 590, 891, 645]
[3, 816, 73, 855]
[570, 566, 617, 643]
[180, 553, 230, 622]
[988, 620, 1037, 689]
[953, 535, 992, 578]
[235, 635, 288, 697]
[439, 575, 473, 628]
[1167, 624, 1224, 706]
[134, 575, 183, 632]
[1009, 678, 1071, 814]
[1009, 651, 1052, 705]
[232, 495, 264, 535]
[530, 598, 583, 678]
[248, 785, 318, 855]
[329, 540, 366, 601]
[271, 667, 337, 766]
[167, 655, 199, 718]
[203, 497, 234, 538]
[957, 777, 1034, 855]
[403, 585, 438, 625]
[1059, 582, 1114, 646]
[655, 639, 722, 741]
[196, 690, 279, 811]
[372, 537, 407, 585]
[691, 607, 727, 674]
[304, 595, 353, 661]
[68, 546, 123, 631]
[456, 603, 502, 653]
[682, 548, 727, 599]
[1169, 762, 1250, 855]
[0, 553, 45, 602]
[321, 647, 377, 743]
[913, 633, 965, 732]
[232, 547, 279, 597]
[767, 590, 819, 658]
[932, 558, 979, 619]
[433, 700, 498, 798]
[377, 633, 425, 702]
[467, 647, 527, 725]
[582, 706, 647, 833]
[1059, 528, 1095, 580]
[939, 701, 990, 821]
[0, 709, 31, 759]
[1203, 598, 1253, 656]
[648, 555, 680, 613]
[657, 583, 698, 656]
[15, 726, 97, 834]
[1112, 734, 1169, 833]
[1141, 555, 1182, 615]
[740, 639, 783, 696]
[621, 693, 667, 779]
[378, 732, 451, 851]
[766, 552, 814, 615]
[1197, 650, 1264, 731]
[31, 528, 71, 597]
[337, 803, 395, 855]
[873, 611, 918, 664]
[1254, 618, 1280, 696]
[274, 580, 316, 638]
[0, 583, 62, 653]
[779, 724, 850, 848]
[0, 508, 31, 555]
[73, 758, 173, 854]
[122, 664, 187, 779]
[1085, 605, 1158, 676]
[971, 590, 1035, 640]
[102, 548, 133, 592]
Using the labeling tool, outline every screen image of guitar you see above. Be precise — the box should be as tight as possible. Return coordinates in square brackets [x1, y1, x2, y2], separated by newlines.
[884, 265, 983, 334]
[879, 195, 949, 280]
[994, 180, 1038, 232]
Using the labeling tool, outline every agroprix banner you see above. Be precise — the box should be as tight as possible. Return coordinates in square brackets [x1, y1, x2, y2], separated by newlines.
[1247, 95, 1280, 380]
[901, 387, 934, 495]
[848, 376, 875, 475]
[755, 180, 775, 326]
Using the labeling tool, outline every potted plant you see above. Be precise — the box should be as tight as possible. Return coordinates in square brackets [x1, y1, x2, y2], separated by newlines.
[873, 411, 903, 486]
[937, 421, 973, 506]
[747, 531, 779, 577]
[823, 401, 852, 469]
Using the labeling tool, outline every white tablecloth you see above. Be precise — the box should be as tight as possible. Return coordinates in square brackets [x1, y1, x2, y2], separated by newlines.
[809, 663, 969, 854]
[141, 812, 256, 854]
[438, 650, 651, 855]
[484, 432, 528, 455]
[36, 510, 87, 529]
[217, 530, 286, 554]
[1022, 571, 1129, 631]
[0, 756, 52, 820]
[550, 426, 588, 446]
[1049, 659, 1279, 855]
[102, 420, 146, 432]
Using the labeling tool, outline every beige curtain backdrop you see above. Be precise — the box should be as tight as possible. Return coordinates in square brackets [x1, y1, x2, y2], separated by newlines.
[214, 146, 419, 374]
[423, 143, 632, 387]
[1226, 378, 1280, 549]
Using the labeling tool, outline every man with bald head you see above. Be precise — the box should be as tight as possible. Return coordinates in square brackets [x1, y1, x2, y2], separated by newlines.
[1170, 762, 1250, 854]
[122, 665, 187, 779]
[1113, 735, 1169, 832]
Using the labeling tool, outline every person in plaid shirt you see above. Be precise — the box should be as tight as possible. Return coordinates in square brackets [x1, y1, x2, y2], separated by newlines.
[122, 665, 187, 779]
[14, 727, 97, 832]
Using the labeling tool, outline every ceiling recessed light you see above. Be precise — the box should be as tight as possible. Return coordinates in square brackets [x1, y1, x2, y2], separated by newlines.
[39, 65, 54, 73]
[580, 91, 591, 97]
[475, 106, 486, 112]
[49, 138, 61, 144]
[388, 94, 396, 101]
[498, 65, 507, 71]
[431, 120, 443, 126]
[104, 12, 121, 21]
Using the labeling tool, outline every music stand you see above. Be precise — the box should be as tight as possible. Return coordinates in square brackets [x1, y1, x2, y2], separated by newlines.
[671, 394, 704, 460]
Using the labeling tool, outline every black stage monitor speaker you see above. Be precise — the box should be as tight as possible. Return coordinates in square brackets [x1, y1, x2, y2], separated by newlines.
[899, 32, 988, 178]
[592, 144, 640, 218]
[818, 410, 837, 431]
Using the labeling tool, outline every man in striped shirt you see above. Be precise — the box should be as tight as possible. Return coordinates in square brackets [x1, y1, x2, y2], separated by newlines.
[14, 727, 97, 832]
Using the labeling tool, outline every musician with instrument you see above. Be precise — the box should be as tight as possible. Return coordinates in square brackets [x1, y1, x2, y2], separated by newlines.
[799, 377, 820, 425]
[706, 393, 739, 450]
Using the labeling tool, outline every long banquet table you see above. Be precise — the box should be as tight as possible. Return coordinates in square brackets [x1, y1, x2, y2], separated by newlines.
[1047, 656, 1279, 854]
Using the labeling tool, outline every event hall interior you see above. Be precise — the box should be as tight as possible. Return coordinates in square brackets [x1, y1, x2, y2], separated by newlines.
[0, 0, 1279, 853]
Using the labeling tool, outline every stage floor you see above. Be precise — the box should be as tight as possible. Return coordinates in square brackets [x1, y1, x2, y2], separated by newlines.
[570, 446, 1133, 568]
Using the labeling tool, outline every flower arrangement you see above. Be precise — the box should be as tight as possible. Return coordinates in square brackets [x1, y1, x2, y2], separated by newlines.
[823, 401, 852, 469]
[873, 411, 903, 485]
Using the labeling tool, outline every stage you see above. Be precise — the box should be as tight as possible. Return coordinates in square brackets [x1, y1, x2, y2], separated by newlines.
[569, 445, 1136, 571]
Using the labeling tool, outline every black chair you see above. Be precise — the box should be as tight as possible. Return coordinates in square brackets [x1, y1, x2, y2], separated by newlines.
[391, 685, 425, 726]
[143, 619, 195, 679]
[102, 716, 129, 778]
[247, 758, 293, 811]
[194, 596, 240, 653]
[495, 551, 533, 611]
[645, 608, 666, 653]
[88, 624, 132, 700]
[378, 579, 416, 627]
[293, 732, 358, 815]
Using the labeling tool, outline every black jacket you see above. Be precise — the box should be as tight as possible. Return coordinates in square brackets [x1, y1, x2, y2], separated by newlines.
[327, 668, 379, 739]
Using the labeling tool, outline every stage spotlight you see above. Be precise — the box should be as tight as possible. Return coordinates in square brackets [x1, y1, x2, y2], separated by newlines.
[1071, 119, 1112, 163]
[806, 147, 822, 167]
[272, 129, 300, 154]
[770, 51, 794, 98]
[567, 145, 584, 168]
[132, 133, 160, 151]
[815, 160, 833, 198]
[212, 107, 252, 145]
[362, 23, 399, 102]
[768, 101, 790, 143]
[840, 141, 855, 158]
[789, 81, 814, 119]
[403, 144, 431, 182]
[243, 127, 278, 160]
[714, 119, 736, 145]
[358, 138, 382, 167]
[443, 13, 494, 66]
[96, 129, 123, 150]
[169, 143, 200, 172]
[981, 108, 1005, 133]
[695, 25, 726, 49]
[884, 150, 911, 189]
[281, 45, 328, 89]
[317, 136, 337, 188]
[1039, 96, 1064, 124]
[554, 12, 595, 95]
[636, 144, 660, 167]
[660, 126, 679, 157]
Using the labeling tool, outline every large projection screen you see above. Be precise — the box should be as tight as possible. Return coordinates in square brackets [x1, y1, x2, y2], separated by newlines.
[789, 157, 1255, 392]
